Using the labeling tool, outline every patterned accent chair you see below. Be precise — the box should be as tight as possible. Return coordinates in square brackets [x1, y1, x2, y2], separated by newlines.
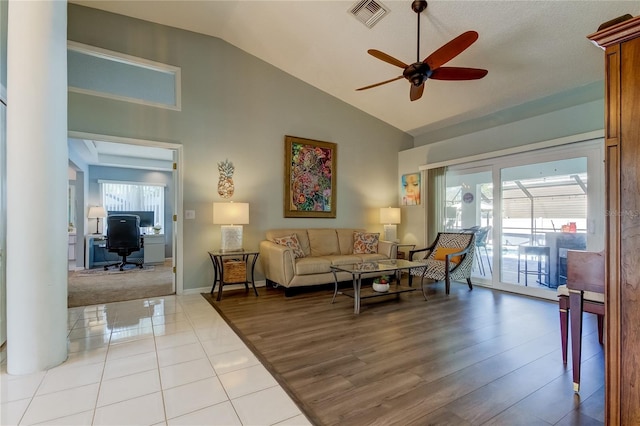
[408, 232, 476, 299]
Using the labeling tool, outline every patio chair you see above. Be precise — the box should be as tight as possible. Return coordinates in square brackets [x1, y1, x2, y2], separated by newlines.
[474, 226, 492, 275]
[408, 232, 476, 299]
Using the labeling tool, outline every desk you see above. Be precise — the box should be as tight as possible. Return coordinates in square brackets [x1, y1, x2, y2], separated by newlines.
[143, 234, 165, 264]
[208, 250, 260, 301]
[85, 234, 165, 269]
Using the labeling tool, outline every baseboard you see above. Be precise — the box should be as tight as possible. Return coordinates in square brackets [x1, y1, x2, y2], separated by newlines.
[181, 279, 267, 295]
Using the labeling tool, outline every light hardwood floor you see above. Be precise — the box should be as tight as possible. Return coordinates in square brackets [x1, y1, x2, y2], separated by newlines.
[204, 279, 604, 425]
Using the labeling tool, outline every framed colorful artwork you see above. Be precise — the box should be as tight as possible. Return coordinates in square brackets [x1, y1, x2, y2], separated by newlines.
[284, 135, 337, 218]
[402, 173, 421, 205]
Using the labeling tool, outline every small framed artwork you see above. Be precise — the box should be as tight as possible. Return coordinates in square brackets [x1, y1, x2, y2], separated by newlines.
[402, 173, 421, 205]
[284, 135, 337, 218]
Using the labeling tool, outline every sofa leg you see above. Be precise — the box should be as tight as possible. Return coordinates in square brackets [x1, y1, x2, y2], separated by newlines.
[284, 288, 295, 298]
[445, 276, 451, 295]
[466, 278, 473, 291]
[408, 274, 413, 287]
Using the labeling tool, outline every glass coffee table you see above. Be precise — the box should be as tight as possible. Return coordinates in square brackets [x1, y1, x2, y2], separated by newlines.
[330, 259, 426, 314]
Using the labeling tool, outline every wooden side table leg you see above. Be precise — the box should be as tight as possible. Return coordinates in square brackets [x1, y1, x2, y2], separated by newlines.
[249, 254, 259, 297]
[217, 257, 225, 301]
[209, 253, 219, 294]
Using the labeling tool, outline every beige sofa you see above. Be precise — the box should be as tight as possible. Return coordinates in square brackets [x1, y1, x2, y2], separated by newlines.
[259, 228, 397, 293]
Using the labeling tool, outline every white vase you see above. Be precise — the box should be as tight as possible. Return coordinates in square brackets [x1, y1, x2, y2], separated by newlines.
[372, 282, 390, 292]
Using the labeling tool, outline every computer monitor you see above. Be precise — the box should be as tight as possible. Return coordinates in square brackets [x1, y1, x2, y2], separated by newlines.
[107, 210, 155, 228]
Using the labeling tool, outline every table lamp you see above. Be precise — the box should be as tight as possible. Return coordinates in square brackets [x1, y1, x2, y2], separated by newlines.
[88, 206, 107, 234]
[213, 201, 249, 252]
[379, 207, 401, 242]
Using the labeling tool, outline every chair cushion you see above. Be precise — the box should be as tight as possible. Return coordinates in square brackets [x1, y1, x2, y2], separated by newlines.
[433, 247, 462, 264]
[273, 234, 305, 259]
[557, 285, 605, 303]
[353, 231, 379, 254]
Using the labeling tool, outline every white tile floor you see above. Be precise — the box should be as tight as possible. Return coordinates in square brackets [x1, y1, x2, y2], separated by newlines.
[0, 294, 311, 426]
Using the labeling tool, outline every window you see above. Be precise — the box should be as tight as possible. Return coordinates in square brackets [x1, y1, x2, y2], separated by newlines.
[68, 42, 181, 110]
[100, 181, 165, 232]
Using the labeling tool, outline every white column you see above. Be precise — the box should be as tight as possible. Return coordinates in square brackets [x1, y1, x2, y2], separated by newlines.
[6, 0, 68, 373]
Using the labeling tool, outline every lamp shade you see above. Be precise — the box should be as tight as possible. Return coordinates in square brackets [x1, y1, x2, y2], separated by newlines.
[213, 202, 249, 225]
[88, 206, 107, 219]
[379, 207, 401, 224]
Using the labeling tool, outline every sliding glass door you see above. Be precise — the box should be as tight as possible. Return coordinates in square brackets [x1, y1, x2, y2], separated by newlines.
[443, 139, 604, 300]
[444, 167, 493, 282]
[500, 158, 587, 291]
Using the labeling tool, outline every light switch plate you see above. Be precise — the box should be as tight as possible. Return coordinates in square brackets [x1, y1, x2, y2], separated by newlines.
[185, 210, 196, 219]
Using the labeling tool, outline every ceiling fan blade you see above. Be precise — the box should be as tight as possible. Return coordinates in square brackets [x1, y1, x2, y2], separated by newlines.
[409, 83, 425, 101]
[356, 75, 404, 91]
[367, 49, 409, 69]
[424, 31, 479, 70]
[430, 67, 488, 80]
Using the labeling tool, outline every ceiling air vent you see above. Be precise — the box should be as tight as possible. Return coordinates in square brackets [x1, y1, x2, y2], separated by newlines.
[349, 0, 389, 28]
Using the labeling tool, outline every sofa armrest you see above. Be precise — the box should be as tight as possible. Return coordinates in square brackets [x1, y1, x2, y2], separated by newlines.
[378, 240, 397, 259]
[259, 240, 296, 287]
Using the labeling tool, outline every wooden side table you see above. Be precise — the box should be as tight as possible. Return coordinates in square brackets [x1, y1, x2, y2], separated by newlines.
[396, 244, 416, 260]
[207, 250, 260, 301]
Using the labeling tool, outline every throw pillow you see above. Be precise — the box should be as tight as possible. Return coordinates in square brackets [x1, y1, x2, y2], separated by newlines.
[353, 232, 380, 254]
[433, 247, 463, 264]
[273, 234, 305, 259]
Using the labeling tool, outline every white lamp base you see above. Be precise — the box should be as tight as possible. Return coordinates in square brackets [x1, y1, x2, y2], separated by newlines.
[220, 225, 244, 252]
[383, 224, 398, 242]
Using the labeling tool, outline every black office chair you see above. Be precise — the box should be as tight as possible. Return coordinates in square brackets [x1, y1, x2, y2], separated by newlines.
[104, 214, 143, 271]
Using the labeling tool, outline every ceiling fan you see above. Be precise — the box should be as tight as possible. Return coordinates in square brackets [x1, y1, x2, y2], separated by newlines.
[356, 0, 488, 101]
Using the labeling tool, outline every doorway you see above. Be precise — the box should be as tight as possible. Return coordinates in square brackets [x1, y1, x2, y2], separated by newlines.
[67, 131, 184, 303]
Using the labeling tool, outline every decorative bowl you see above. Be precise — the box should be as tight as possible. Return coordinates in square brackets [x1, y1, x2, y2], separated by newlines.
[372, 282, 390, 292]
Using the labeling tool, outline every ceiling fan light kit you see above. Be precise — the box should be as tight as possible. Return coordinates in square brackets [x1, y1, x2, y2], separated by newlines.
[357, 0, 488, 101]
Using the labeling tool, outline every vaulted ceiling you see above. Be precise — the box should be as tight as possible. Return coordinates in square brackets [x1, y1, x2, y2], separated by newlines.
[70, 1, 638, 142]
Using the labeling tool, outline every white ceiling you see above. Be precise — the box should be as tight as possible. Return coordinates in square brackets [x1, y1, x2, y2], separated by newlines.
[69, 138, 174, 170]
[70, 0, 638, 141]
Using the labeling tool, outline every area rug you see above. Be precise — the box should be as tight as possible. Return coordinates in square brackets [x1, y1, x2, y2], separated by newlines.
[74, 265, 155, 277]
[68, 262, 173, 307]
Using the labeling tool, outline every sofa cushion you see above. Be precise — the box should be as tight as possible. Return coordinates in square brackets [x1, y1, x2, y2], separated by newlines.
[337, 229, 365, 254]
[273, 234, 305, 258]
[266, 229, 311, 256]
[295, 256, 332, 275]
[353, 231, 380, 254]
[355, 253, 388, 262]
[557, 285, 605, 303]
[323, 255, 363, 266]
[308, 229, 340, 256]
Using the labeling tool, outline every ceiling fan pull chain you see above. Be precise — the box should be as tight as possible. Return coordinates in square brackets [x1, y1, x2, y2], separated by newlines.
[416, 7, 421, 62]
